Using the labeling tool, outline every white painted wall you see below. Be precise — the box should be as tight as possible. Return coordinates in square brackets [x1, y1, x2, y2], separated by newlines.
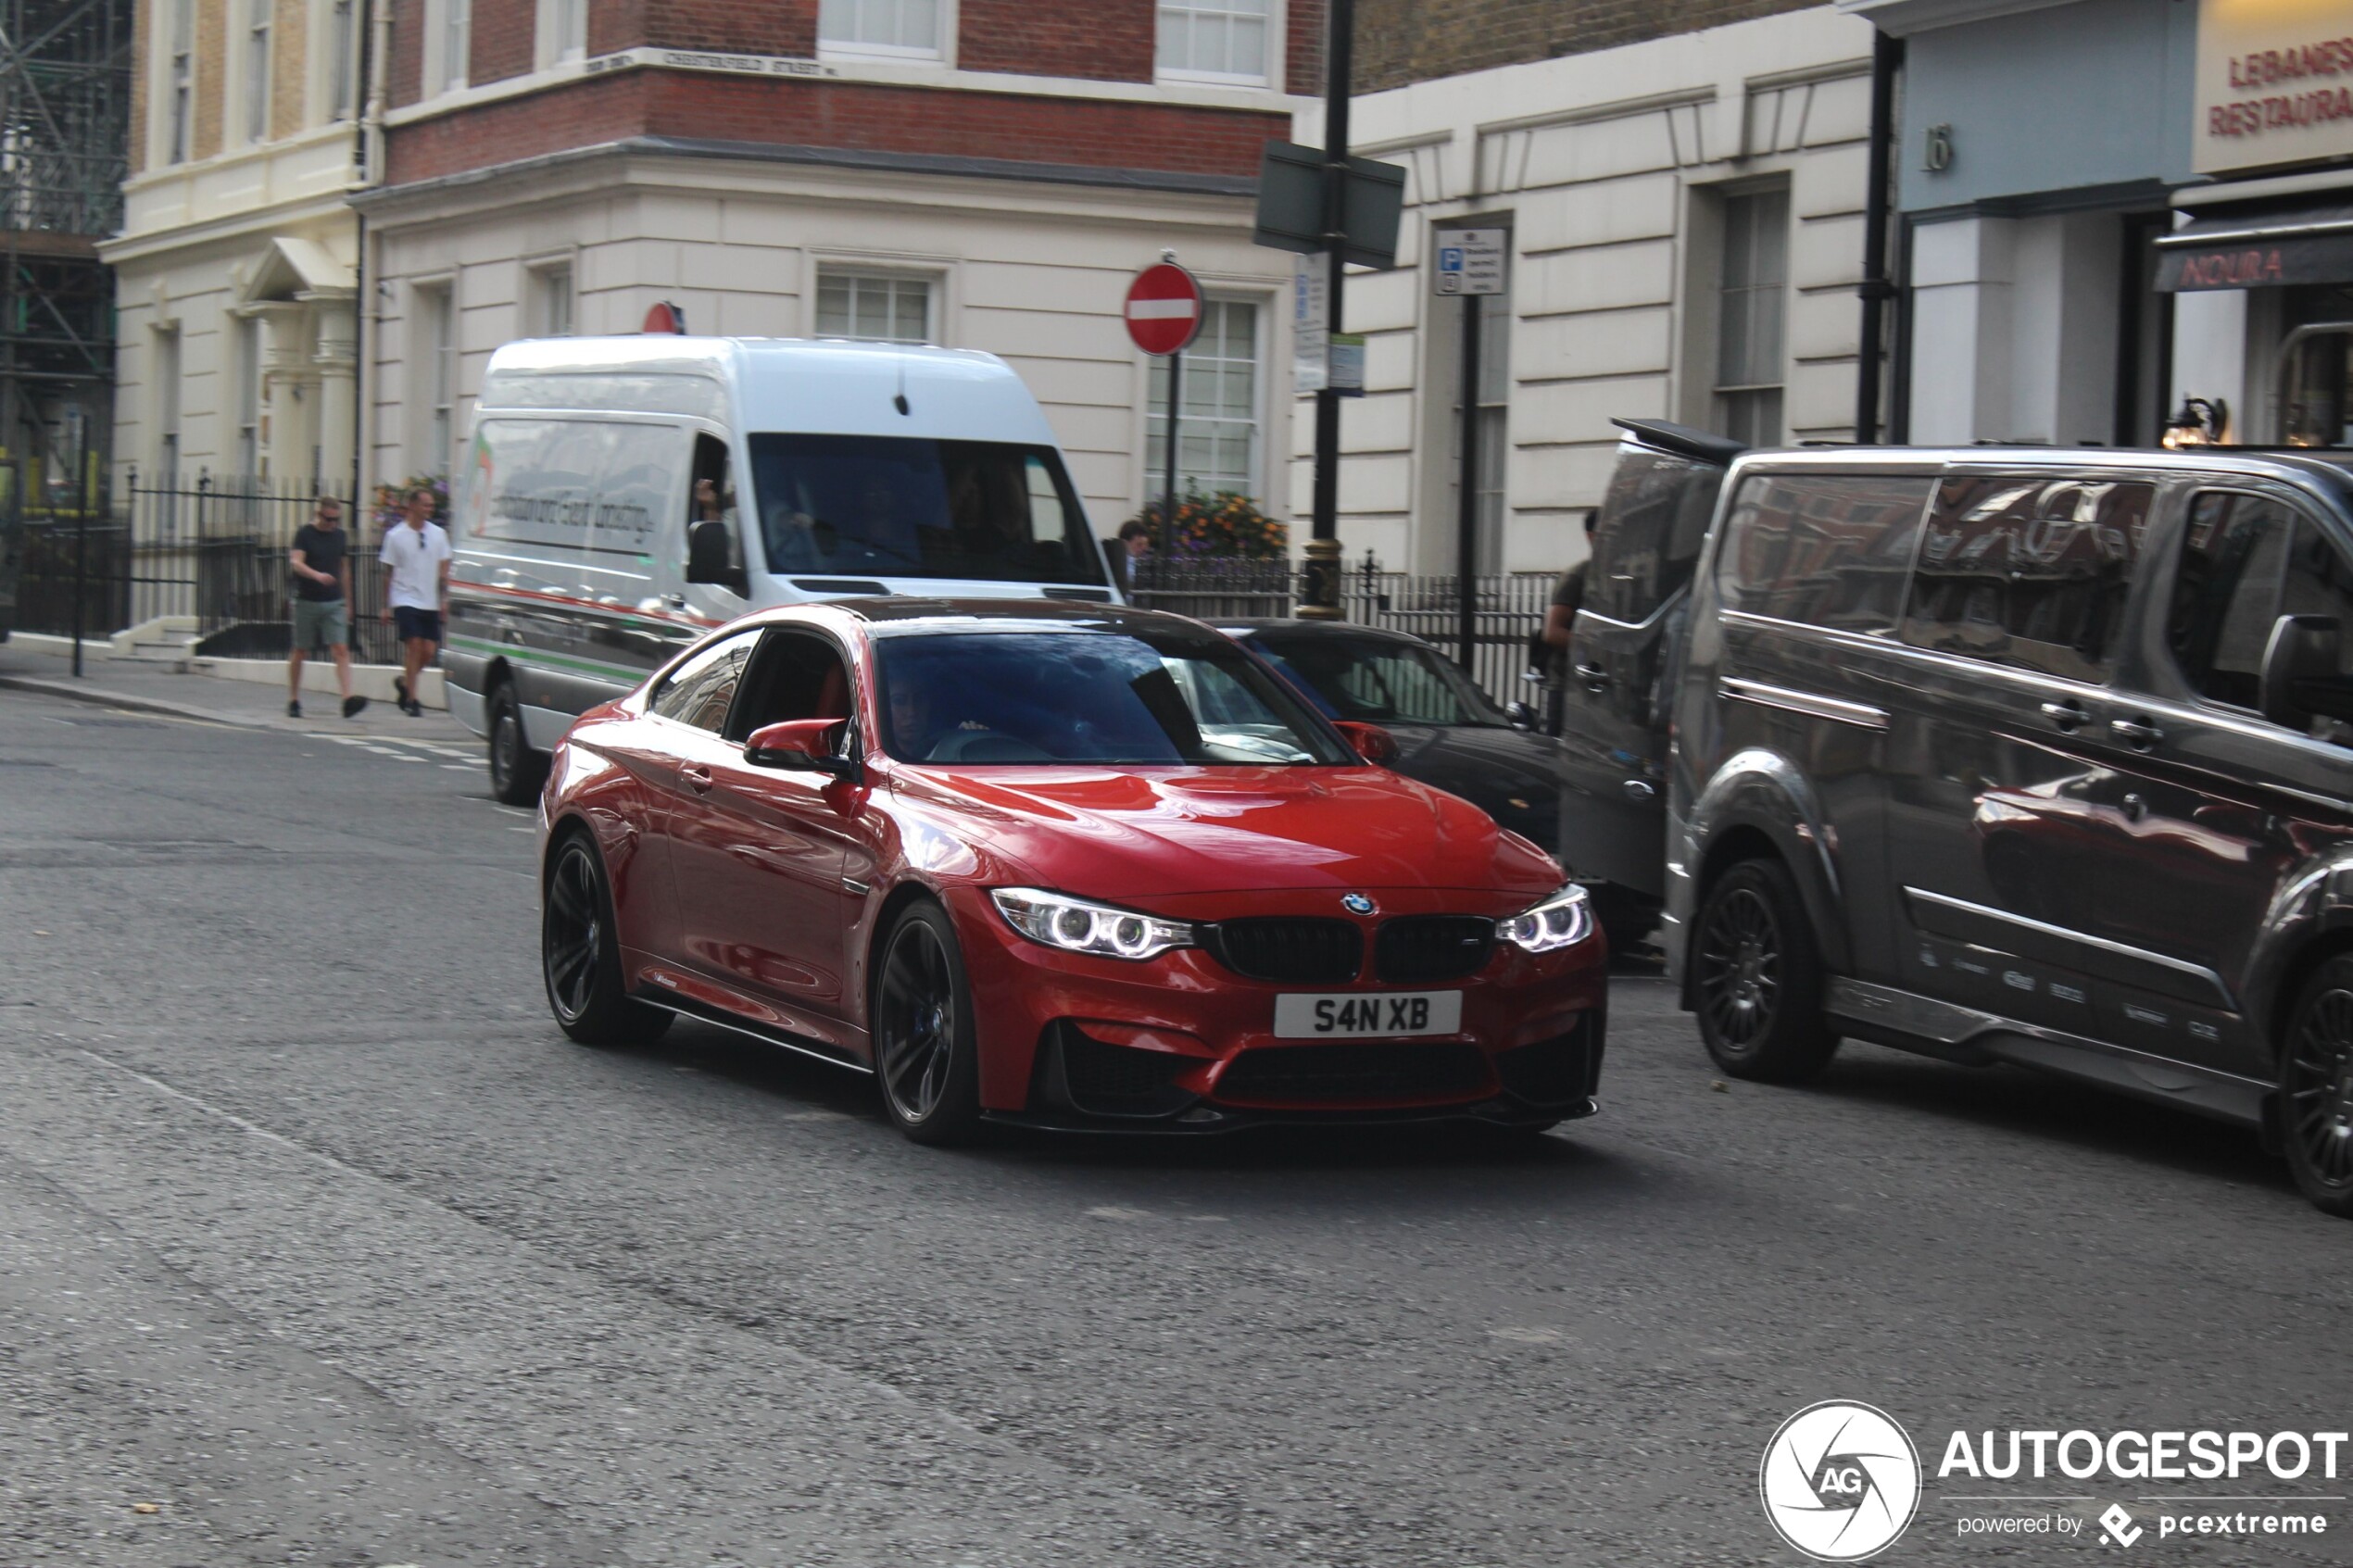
[1908, 208, 2123, 447]
[1290, 6, 1880, 577]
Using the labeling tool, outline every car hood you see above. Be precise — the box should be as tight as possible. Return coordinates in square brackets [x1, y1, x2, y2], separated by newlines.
[1383, 723, 1556, 810]
[891, 763, 1562, 900]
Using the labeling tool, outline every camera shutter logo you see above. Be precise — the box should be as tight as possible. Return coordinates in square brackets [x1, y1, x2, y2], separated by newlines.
[1759, 1401, 1921, 1561]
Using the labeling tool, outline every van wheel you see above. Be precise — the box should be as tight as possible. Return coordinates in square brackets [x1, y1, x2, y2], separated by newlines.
[1692, 858, 1838, 1084]
[489, 678, 549, 806]
[2281, 955, 2353, 1218]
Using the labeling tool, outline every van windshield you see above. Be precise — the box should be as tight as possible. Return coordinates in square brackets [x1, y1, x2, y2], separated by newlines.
[747, 434, 1107, 586]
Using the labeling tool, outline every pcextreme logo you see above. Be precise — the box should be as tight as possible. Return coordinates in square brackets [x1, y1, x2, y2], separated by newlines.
[1760, 1401, 1924, 1561]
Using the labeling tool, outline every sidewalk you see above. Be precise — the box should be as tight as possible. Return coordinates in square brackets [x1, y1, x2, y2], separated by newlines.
[0, 637, 477, 745]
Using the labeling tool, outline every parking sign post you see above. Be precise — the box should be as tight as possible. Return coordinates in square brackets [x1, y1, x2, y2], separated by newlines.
[1434, 229, 1507, 672]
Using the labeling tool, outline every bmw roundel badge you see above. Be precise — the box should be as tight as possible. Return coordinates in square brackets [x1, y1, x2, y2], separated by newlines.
[1341, 892, 1378, 917]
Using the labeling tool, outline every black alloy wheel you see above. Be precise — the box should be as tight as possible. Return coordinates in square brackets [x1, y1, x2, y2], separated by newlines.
[2282, 955, 2353, 1218]
[489, 679, 549, 807]
[873, 902, 982, 1145]
[1692, 857, 1837, 1084]
[542, 834, 671, 1047]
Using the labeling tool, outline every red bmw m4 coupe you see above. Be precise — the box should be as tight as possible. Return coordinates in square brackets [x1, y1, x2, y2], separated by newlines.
[536, 600, 1606, 1143]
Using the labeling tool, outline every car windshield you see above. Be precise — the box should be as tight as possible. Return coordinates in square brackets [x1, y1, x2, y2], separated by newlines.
[874, 631, 1356, 766]
[1244, 633, 1504, 727]
[748, 433, 1107, 586]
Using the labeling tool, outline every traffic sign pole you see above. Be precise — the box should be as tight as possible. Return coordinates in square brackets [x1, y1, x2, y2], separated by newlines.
[1300, 0, 1353, 621]
[1125, 257, 1205, 567]
[1433, 228, 1507, 673]
[1163, 347, 1183, 558]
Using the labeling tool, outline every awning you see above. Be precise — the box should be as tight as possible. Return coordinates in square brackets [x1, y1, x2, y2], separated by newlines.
[2156, 200, 2353, 291]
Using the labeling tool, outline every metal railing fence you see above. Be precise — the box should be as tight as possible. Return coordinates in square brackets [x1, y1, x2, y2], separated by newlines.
[1130, 555, 1556, 703]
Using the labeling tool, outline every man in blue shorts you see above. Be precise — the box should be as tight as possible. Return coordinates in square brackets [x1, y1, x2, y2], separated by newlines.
[381, 485, 451, 717]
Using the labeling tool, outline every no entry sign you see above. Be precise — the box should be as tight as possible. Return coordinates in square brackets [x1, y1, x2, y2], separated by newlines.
[1125, 262, 1203, 357]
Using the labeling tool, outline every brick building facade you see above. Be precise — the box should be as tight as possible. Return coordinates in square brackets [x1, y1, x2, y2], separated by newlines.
[357, 0, 1321, 521]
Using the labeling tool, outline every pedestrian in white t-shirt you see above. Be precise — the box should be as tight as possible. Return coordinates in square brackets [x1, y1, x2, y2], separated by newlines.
[381, 487, 452, 716]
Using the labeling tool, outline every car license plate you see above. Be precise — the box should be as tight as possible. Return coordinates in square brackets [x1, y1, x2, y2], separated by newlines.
[1272, 991, 1463, 1039]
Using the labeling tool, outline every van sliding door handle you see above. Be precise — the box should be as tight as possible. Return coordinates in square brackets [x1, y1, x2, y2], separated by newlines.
[1573, 660, 1610, 693]
[2039, 700, 2090, 731]
[2110, 717, 2165, 748]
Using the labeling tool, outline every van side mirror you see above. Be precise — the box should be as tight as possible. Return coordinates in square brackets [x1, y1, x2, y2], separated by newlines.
[745, 718, 856, 780]
[2260, 614, 2348, 728]
[688, 519, 746, 595]
[1332, 720, 1398, 765]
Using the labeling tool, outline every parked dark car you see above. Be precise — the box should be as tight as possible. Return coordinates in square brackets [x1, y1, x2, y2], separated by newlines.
[1561, 422, 2353, 1217]
[1221, 620, 1562, 859]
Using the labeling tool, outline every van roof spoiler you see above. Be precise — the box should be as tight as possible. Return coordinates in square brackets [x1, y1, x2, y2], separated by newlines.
[1611, 418, 1747, 467]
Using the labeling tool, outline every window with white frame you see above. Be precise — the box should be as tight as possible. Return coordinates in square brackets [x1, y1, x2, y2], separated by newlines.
[233, 317, 262, 478]
[440, 0, 470, 92]
[328, 0, 356, 119]
[416, 283, 457, 475]
[245, 0, 271, 140]
[817, 0, 943, 58]
[1158, 0, 1269, 82]
[1715, 185, 1788, 449]
[555, 0, 586, 59]
[168, 0, 194, 161]
[1145, 298, 1261, 500]
[530, 264, 573, 337]
[815, 271, 932, 344]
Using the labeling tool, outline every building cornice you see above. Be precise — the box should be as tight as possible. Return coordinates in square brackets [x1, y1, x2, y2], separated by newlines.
[1834, 0, 2078, 38]
[354, 133, 1259, 216]
[97, 190, 359, 266]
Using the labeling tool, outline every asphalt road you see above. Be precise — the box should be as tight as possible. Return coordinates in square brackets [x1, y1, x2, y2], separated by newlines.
[2, 682, 2349, 1568]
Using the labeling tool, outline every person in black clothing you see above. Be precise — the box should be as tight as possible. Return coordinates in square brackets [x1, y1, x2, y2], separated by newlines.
[287, 496, 367, 720]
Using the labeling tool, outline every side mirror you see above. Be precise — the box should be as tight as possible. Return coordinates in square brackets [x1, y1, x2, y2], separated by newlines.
[2260, 614, 2345, 728]
[687, 518, 744, 594]
[1504, 700, 1537, 732]
[745, 718, 856, 779]
[1332, 720, 1399, 765]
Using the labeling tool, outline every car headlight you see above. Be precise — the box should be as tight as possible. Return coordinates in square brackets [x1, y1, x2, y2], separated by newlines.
[990, 887, 1193, 961]
[1496, 885, 1593, 953]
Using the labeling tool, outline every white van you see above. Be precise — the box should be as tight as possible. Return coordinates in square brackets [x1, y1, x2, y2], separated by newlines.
[440, 335, 1117, 801]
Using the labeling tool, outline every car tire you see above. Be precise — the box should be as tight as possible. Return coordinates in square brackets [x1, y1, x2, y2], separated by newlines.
[1692, 857, 1838, 1084]
[489, 678, 549, 807]
[872, 900, 983, 1147]
[542, 832, 672, 1048]
[2279, 954, 2353, 1219]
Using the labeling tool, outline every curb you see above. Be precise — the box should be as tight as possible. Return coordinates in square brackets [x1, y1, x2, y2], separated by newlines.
[0, 674, 278, 729]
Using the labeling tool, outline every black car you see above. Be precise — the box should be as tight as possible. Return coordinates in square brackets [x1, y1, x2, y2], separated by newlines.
[1220, 620, 1561, 857]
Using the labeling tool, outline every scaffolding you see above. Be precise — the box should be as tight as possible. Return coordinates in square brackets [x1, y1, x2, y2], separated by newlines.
[0, 0, 127, 520]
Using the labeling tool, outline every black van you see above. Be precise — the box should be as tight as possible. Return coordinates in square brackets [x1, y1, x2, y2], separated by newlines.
[1559, 422, 2353, 1216]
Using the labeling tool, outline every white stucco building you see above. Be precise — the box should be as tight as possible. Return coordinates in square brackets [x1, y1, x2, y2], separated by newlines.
[1289, 5, 1879, 576]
